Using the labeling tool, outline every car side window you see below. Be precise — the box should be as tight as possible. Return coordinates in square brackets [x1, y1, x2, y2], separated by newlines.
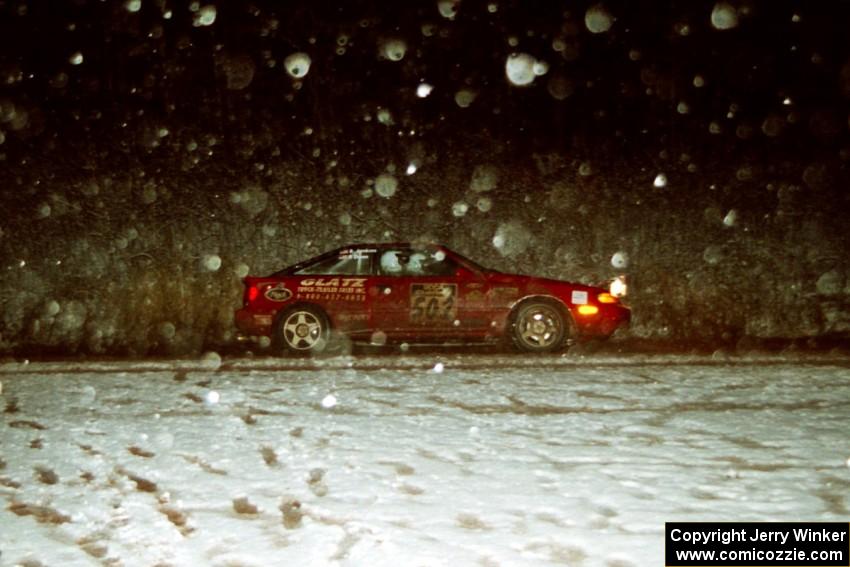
[379, 248, 457, 277]
[295, 249, 374, 275]
[379, 250, 405, 275]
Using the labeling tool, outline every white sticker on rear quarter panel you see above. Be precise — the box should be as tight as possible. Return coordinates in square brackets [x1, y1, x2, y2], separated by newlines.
[571, 290, 588, 305]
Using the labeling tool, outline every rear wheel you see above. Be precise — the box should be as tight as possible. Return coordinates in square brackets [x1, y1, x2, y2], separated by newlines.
[274, 305, 330, 355]
[510, 301, 570, 353]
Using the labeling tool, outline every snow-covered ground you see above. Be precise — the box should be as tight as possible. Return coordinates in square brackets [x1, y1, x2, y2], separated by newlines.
[1, 354, 849, 566]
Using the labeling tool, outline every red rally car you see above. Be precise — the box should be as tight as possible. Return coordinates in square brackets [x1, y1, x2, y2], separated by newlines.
[235, 243, 630, 354]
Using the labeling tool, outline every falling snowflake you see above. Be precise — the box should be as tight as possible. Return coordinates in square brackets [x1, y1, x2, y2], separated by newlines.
[437, 0, 459, 20]
[416, 83, 434, 98]
[611, 251, 629, 269]
[505, 53, 537, 86]
[585, 4, 613, 33]
[194, 5, 217, 27]
[710, 2, 738, 30]
[375, 174, 398, 198]
[381, 38, 407, 61]
[284, 52, 311, 79]
[202, 254, 222, 272]
[455, 89, 477, 108]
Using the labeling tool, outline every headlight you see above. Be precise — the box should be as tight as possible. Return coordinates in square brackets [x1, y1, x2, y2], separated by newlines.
[610, 275, 627, 298]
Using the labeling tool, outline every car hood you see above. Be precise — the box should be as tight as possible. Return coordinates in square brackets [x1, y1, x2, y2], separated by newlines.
[485, 272, 602, 294]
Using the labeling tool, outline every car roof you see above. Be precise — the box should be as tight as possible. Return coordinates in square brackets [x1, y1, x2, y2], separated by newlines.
[341, 242, 442, 249]
[270, 242, 459, 277]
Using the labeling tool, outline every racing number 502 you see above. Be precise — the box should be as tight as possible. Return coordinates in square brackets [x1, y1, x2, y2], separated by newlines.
[411, 295, 453, 322]
[410, 284, 457, 324]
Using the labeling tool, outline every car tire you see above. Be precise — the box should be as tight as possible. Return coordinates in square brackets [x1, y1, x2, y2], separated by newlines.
[273, 304, 331, 356]
[509, 300, 571, 353]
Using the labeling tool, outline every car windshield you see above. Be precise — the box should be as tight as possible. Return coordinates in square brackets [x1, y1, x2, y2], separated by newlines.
[448, 248, 494, 273]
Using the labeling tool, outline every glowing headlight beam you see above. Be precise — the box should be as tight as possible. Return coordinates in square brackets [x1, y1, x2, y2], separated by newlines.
[610, 276, 627, 298]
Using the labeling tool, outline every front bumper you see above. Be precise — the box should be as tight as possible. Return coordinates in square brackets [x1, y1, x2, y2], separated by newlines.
[575, 304, 631, 338]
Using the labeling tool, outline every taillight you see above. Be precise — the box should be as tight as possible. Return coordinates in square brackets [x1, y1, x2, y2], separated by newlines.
[597, 292, 617, 304]
[248, 286, 259, 302]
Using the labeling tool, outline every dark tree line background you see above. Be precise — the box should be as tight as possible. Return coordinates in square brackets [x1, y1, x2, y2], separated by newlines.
[1, 0, 849, 355]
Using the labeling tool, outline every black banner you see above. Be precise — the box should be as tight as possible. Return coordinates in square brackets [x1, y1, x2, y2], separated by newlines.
[666, 522, 849, 566]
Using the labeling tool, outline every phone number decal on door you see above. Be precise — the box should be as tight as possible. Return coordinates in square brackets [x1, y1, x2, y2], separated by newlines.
[410, 284, 457, 324]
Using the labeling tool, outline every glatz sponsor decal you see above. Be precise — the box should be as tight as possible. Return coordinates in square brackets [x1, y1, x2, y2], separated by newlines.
[297, 277, 367, 302]
[264, 283, 293, 302]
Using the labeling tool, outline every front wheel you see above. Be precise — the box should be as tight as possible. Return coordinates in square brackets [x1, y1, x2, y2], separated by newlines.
[273, 305, 331, 355]
[509, 301, 570, 353]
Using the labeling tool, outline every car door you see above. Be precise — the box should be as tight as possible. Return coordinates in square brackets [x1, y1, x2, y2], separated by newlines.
[290, 246, 375, 334]
[368, 247, 418, 336]
[369, 246, 488, 338]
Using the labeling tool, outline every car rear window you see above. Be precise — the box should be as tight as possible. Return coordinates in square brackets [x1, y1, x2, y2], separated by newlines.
[294, 249, 374, 275]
